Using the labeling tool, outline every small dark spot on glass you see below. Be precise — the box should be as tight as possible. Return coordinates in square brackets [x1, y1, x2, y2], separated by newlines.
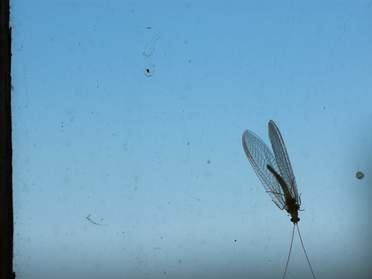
[144, 68, 152, 77]
[234, 239, 237, 243]
[146, 26, 152, 29]
[207, 160, 211, 164]
[356, 171, 364, 180]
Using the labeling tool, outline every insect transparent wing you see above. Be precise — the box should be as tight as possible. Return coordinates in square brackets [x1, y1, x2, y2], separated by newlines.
[268, 120, 300, 204]
[242, 129, 286, 209]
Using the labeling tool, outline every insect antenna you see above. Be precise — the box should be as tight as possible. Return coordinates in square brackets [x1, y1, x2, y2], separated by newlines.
[296, 224, 317, 279]
[282, 224, 295, 279]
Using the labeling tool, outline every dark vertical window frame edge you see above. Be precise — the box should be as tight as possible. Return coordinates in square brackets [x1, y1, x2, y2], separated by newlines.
[0, 0, 15, 278]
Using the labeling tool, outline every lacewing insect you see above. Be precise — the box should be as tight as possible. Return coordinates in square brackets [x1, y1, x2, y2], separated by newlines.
[242, 120, 316, 279]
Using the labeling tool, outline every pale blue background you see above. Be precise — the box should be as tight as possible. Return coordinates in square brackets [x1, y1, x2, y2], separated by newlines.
[11, 0, 372, 278]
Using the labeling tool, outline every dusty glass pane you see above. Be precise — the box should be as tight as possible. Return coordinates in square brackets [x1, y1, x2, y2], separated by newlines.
[11, 1, 372, 278]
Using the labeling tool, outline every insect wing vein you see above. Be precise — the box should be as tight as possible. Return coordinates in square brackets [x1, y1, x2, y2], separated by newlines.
[242, 129, 286, 209]
[268, 120, 300, 204]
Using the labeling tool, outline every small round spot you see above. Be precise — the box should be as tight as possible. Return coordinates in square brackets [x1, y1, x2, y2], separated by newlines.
[144, 65, 155, 77]
[356, 171, 364, 180]
[144, 68, 152, 77]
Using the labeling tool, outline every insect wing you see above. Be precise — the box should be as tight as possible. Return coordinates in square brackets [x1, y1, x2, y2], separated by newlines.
[268, 120, 300, 204]
[242, 129, 286, 209]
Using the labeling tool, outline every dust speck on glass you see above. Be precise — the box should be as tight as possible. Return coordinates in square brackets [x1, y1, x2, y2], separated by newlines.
[144, 67, 153, 77]
[12, 1, 372, 279]
[356, 171, 365, 180]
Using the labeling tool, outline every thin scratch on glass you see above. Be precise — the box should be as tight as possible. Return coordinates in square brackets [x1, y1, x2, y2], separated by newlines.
[86, 214, 106, 226]
[142, 33, 160, 58]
